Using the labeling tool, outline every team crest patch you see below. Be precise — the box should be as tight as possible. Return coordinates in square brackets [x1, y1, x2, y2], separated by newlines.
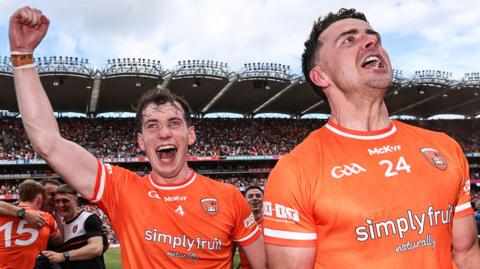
[200, 198, 218, 216]
[420, 147, 448, 171]
[72, 224, 78, 233]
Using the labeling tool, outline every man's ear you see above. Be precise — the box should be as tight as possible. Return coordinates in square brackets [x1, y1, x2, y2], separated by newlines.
[309, 66, 330, 89]
[34, 194, 43, 209]
[188, 125, 196, 146]
[137, 133, 145, 151]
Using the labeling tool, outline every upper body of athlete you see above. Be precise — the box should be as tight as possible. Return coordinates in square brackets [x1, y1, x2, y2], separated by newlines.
[0, 179, 61, 230]
[0, 180, 61, 269]
[239, 186, 264, 269]
[9, 6, 266, 268]
[42, 185, 105, 269]
[263, 8, 480, 269]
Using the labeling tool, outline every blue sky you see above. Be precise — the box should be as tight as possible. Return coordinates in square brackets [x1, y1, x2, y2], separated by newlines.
[1, 0, 479, 79]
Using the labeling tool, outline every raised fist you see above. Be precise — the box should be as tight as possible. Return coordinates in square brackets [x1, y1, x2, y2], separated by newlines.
[9, 6, 50, 53]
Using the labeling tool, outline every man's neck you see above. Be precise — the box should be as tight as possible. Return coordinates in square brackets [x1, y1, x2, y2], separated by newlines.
[253, 211, 263, 222]
[151, 168, 193, 185]
[328, 93, 390, 131]
[18, 201, 36, 209]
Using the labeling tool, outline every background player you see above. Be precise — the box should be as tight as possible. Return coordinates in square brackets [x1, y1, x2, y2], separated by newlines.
[238, 186, 264, 269]
[42, 184, 106, 269]
[0, 180, 62, 269]
[8, 6, 266, 268]
[0, 178, 62, 268]
[0, 178, 61, 230]
[263, 8, 480, 269]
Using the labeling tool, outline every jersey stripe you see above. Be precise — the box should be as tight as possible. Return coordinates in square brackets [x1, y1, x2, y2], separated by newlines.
[455, 202, 472, 212]
[325, 122, 397, 140]
[91, 163, 106, 203]
[264, 228, 317, 240]
[236, 226, 259, 243]
[149, 172, 197, 190]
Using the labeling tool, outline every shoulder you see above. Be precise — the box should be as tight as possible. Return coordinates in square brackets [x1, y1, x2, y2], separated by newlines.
[84, 212, 102, 224]
[100, 162, 147, 183]
[43, 211, 56, 224]
[82, 212, 103, 232]
[197, 174, 239, 193]
[394, 120, 460, 147]
[394, 120, 446, 137]
[273, 129, 323, 175]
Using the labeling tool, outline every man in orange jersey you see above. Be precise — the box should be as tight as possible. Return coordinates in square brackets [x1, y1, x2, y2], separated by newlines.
[0, 180, 62, 269]
[8, 6, 266, 269]
[238, 186, 264, 269]
[0, 178, 63, 269]
[263, 8, 480, 269]
[0, 179, 61, 230]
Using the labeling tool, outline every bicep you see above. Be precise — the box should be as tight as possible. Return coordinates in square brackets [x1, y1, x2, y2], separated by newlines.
[266, 244, 316, 269]
[47, 138, 98, 198]
[452, 215, 479, 261]
[84, 215, 103, 237]
[241, 236, 267, 269]
[87, 236, 103, 247]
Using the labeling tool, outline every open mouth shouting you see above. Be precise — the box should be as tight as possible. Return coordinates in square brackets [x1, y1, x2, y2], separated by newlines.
[156, 144, 178, 163]
[361, 54, 385, 70]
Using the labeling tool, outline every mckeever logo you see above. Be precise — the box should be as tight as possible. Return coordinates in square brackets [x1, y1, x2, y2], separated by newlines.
[368, 145, 401, 156]
[164, 196, 187, 202]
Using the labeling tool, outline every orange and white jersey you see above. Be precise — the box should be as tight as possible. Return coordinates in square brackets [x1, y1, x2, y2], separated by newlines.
[263, 120, 473, 269]
[0, 207, 57, 269]
[86, 165, 260, 269]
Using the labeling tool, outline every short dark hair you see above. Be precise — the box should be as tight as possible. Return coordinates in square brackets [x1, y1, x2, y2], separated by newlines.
[19, 179, 45, 202]
[135, 88, 193, 131]
[301, 8, 368, 100]
[39, 178, 61, 187]
[56, 184, 77, 197]
[244, 186, 263, 196]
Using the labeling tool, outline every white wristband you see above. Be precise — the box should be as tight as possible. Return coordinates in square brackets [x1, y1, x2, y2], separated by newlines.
[11, 51, 34, 56]
[12, 63, 37, 69]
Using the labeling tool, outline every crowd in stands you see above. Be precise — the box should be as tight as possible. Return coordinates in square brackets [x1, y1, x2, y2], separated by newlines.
[1, 117, 479, 161]
[80, 202, 119, 245]
[0, 179, 21, 195]
[212, 174, 267, 192]
[413, 119, 480, 153]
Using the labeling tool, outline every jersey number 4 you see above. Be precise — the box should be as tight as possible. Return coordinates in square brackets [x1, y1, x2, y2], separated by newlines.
[0, 220, 39, 247]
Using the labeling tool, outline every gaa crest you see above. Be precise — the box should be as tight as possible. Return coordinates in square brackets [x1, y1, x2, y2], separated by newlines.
[72, 224, 78, 233]
[200, 198, 218, 216]
[420, 147, 448, 171]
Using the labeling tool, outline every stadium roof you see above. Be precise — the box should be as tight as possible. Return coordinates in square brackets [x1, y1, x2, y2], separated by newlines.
[1, 57, 479, 118]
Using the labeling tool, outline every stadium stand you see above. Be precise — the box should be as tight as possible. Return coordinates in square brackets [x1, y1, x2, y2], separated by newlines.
[1, 58, 480, 246]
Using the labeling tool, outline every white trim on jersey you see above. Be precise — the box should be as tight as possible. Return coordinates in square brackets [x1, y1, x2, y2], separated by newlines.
[149, 172, 197, 190]
[91, 163, 106, 203]
[264, 228, 317, 240]
[325, 122, 397, 140]
[236, 226, 260, 243]
[455, 202, 472, 212]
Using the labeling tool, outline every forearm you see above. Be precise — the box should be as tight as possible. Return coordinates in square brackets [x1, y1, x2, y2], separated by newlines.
[68, 237, 104, 261]
[13, 67, 62, 157]
[0, 201, 19, 217]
